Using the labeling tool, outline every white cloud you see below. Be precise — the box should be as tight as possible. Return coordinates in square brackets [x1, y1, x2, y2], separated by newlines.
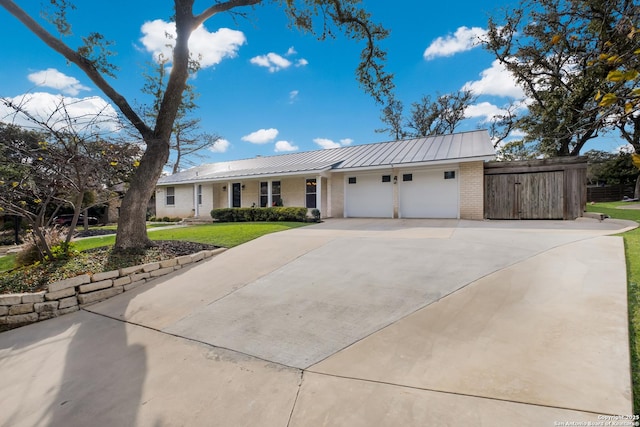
[463, 59, 526, 98]
[251, 47, 308, 72]
[289, 90, 299, 103]
[0, 92, 120, 132]
[314, 137, 353, 149]
[464, 102, 508, 121]
[275, 140, 299, 152]
[27, 68, 90, 96]
[241, 128, 279, 144]
[615, 144, 635, 154]
[250, 53, 292, 72]
[140, 20, 246, 68]
[423, 26, 487, 60]
[209, 138, 230, 153]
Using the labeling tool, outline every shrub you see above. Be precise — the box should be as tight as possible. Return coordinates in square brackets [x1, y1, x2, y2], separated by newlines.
[15, 227, 69, 267]
[211, 207, 308, 222]
[162, 216, 171, 222]
[311, 209, 321, 222]
[148, 216, 157, 222]
[48, 242, 79, 261]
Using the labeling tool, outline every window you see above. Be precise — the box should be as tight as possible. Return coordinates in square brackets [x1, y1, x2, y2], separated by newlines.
[197, 185, 202, 205]
[402, 174, 413, 182]
[382, 175, 391, 183]
[166, 187, 175, 205]
[306, 178, 317, 208]
[348, 177, 357, 184]
[272, 181, 282, 206]
[260, 182, 268, 207]
[444, 171, 456, 180]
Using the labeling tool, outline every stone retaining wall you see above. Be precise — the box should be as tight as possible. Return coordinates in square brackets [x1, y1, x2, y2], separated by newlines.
[0, 248, 226, 331]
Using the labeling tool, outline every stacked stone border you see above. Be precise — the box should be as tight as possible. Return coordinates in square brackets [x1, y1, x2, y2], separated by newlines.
[0, 248, 226, 331]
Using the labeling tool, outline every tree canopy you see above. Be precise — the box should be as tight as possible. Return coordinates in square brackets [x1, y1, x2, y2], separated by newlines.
[485, 0, 639, 157]
[0, 0, 394, 250]
[376, 90, 476, 139]
[0, 117, 140, 258]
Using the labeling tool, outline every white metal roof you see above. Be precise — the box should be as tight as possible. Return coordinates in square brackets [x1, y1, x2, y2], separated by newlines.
[158, 130, 495, 185]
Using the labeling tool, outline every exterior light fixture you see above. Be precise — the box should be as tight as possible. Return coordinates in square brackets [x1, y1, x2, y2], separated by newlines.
[393, 175, 398, 184]
[222, 186, 227, 191]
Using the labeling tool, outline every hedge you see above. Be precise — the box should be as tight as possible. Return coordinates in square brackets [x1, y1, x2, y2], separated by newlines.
[211, 207, 308, 222]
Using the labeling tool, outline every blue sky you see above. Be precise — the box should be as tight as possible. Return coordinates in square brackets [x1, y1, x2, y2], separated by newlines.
[0, 0, 627, 171]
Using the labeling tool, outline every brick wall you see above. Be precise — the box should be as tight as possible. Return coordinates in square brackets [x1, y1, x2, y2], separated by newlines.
[329, 173, 344, 218]
[459, 161, 485, 220]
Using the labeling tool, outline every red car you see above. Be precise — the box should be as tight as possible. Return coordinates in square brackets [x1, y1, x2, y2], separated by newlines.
[53, 214, 99, 226]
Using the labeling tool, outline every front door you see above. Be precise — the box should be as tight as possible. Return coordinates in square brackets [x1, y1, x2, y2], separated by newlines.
[232, 183, 241, 208]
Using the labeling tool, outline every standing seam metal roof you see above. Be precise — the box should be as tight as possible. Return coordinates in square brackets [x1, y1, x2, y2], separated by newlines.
[158, 130, 495, 184]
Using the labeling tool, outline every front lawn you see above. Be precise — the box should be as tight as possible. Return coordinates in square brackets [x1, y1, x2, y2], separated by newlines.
[74, 221, 309, 250]
[585, 201, 640, 222]
[147, 222, 309, 248]
[587, 202, 640, 412]
[0, 222, 310, 291]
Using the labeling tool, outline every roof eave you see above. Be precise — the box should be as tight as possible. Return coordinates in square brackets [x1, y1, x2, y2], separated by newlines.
[334, 154, 495, 172]
[156, 166, 334, 186]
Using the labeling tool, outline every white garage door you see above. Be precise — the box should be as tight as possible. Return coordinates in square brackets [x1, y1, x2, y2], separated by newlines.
[345, 173, 393, 218]
[399, 169, 459, 218]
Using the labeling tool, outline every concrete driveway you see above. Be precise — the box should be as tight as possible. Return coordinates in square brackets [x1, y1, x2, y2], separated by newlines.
[0, 218, 635, 426]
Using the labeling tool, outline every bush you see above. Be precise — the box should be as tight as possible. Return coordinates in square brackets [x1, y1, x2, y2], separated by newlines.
[311, 209, 321, 222]
[211, 207, 308, 222]
[15, 227, 69, 267]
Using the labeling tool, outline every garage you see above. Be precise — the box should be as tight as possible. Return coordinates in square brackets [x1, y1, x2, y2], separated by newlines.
[344, 172, 394, 218]
[399, 168, 459, 218]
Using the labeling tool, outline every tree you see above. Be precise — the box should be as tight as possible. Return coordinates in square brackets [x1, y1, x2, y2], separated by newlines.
[375, 96, 406, 140]
[485, 0, 631, 156]
[407, 90, 476, 137]
[141, 57, 222, 174]
[0, 124, 55, 254]
[591, 6, 640, 197]
[377, 90, 476, 139]
[485, 101, 519, 148]
[585, 149, 639, 186]
[0, 98, 141, 258]
[495, 139, 540, 161]
[0, 0, 394, 251]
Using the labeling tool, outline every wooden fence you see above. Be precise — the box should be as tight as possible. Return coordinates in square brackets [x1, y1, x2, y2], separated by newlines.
[586, 184, 636, 203]
[484, 157, 587, 220]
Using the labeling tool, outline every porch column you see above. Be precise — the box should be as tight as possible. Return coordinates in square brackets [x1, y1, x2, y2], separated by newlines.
[227, 182, 232, 208]
[193, 184, 199, 217]
[316, 175, 322, 215]
[268, 180, 273, 207]
[327, 176, 332, 218]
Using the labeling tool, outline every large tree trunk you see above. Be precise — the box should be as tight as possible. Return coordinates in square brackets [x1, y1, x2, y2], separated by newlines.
[115, 139, 170, 250]
[115, 3, 191, 251]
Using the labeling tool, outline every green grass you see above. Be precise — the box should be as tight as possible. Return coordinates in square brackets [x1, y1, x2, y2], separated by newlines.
[585, 201, 640, 222]
[145, 222, 308, 248]
[0, 254, 15, 272]
[587, 202, 640, 412]
[86, 222, 176, 231]
[0, 222, 309, 273]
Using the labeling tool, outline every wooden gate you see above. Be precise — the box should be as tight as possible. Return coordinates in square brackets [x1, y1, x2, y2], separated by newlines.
[484, 157, 587, 220]
[485, 171, 563, 219]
